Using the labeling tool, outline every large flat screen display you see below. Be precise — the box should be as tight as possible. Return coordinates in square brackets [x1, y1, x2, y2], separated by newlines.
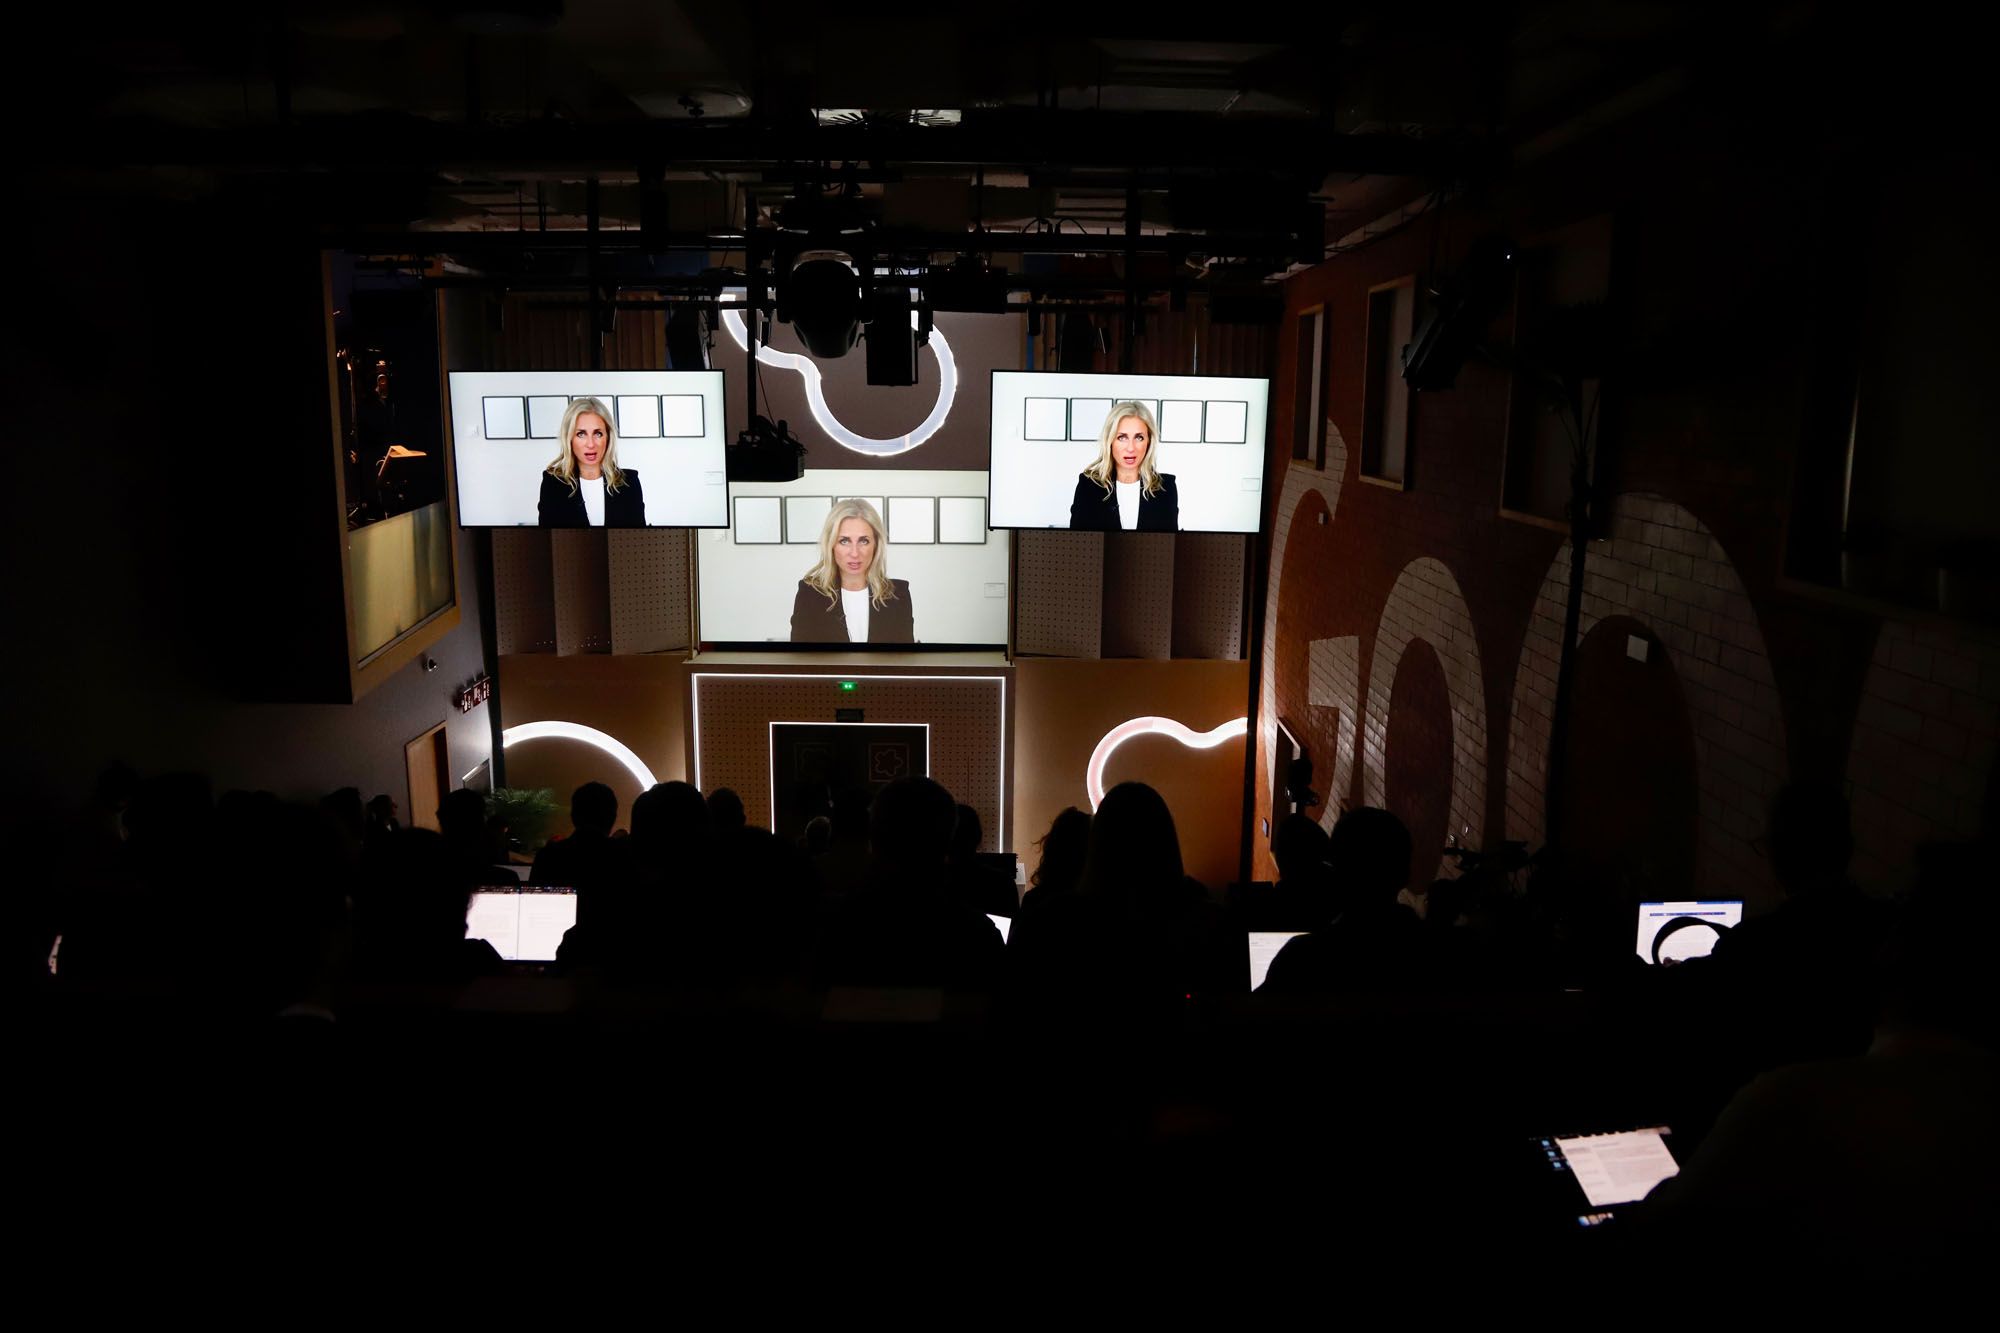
[696, 305, 1018, 649]
[447, 370, 730, 528]
[697, 468, 1009, 647]
[989, 370, 1271, 534]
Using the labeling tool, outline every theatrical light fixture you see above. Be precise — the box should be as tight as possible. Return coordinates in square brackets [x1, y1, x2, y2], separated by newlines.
[721, 297, 958, 456]
[1085, 716, 1249, 811]
[780, 255, 865, 358]
[501, 721, 659, 790]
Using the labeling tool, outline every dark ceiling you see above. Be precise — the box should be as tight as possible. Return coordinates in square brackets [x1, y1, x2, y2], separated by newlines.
[21, 2, 1962, 298]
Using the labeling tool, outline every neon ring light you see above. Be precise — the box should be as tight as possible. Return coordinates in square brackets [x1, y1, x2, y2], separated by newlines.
[1085, 716, 1250, 810]
[721, 298, 957, 457]
[501, 721, 658, 790]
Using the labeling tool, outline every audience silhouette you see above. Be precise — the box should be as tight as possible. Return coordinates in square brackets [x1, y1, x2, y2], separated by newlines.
[1258, 806, 1426, 994]
[29, 756, 1967, 1281]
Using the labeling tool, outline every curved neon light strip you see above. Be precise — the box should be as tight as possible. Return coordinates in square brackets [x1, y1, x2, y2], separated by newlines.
[1085, 716, 1250, 811]
[501, 721, 658, 790]
[720, 298, 956, 456]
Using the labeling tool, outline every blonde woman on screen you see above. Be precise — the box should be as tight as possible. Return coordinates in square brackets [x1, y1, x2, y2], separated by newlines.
[1067, 399, 1178, 532]
[537, 396, 647, 527]
[790, 499, 915, 643]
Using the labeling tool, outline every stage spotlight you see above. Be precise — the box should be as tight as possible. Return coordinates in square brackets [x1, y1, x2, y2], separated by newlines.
[779, 255, 863, 358]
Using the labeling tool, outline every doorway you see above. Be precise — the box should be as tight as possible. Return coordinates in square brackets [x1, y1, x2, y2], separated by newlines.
[769, 722, 929, 843]
[405, 720, 450, 832]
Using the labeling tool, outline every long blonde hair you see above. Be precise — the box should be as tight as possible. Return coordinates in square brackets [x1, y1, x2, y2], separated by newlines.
[803, 499, 896, 609]
[545, 396, 628, 494]
[1083, 400, 1163, 499]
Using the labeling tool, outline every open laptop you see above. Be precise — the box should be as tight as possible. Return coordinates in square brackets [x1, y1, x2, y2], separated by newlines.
[1635, 900, 1743, 964]
[1535, 1125, 1682, 1227]
[467, 887, 578, 962]
[1248, 931, 1305, 990]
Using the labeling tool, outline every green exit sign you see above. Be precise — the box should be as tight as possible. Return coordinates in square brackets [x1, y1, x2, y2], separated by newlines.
[839, 681, 857, 692]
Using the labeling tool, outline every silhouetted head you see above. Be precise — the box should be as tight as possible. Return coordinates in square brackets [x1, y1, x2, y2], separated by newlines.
[870, 777, 958, 873]
[1273, 813, 1330, 883]
[1767, 782, 1853, 899]
[630, 781, 707, 847]
[707, 786, 747, 831]
[1080, 783, 1184, 910]
[803, 815, 834, 856]
[319, 786, 365, 843]
[950, 804, 984, 862]
[1030, 806, 1091, 897]
[1327, 806, 1412, 908]
[353, 828, 476, 979]
[437, 788, 487, 844]
[570, 782, 618, 837]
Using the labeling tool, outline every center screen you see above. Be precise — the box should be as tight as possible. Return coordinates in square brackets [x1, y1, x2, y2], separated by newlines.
[698, 469, 1008, 646]
[697, 308, 1017, 649]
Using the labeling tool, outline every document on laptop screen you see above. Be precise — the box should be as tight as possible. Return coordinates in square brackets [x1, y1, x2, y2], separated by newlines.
[1553, 1128, 1680, 1207]
[518, 892, 578, 961]
[1248, 932, 1304, 990]
[466, 891, 522, 961]
[468, 889, 577, 961]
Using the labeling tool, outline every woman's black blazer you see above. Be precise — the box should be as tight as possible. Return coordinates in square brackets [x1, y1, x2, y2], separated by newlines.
[537, 471, 647, 527]
[1066, 473, 1179, 532]
[789, 579, 916, 644]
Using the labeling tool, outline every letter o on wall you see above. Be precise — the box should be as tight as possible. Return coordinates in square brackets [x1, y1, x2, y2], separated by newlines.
[1361, 556, 1488, 875]
[1505, 494, 1786, 909]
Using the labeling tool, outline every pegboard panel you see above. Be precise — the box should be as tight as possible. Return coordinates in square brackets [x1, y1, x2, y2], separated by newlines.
[608, 528, 691, 654]
[551, 530, 612, 655]
[1015, 530, 1104, 657]
[492, 528, 556, 655]
[1101, 533, 1176, 660]
[1172, 533, 1248, 660]
[691, 670, 1011, 851]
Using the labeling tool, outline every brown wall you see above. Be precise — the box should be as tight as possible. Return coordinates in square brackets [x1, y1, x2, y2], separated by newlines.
[1014, 658, 1251, 889]
[690, 666, 1010, 850]
[496, 654, 690, 837]
[1251, 88, 2000, 905]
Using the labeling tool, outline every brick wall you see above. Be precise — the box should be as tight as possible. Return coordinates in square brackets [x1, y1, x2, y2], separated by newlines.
[1250, 106, 1999, 900]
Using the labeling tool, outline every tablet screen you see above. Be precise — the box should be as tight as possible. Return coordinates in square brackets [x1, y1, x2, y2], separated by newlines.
[1635, 901, 1743, 964]
[1546, 1127, 1680, 1208]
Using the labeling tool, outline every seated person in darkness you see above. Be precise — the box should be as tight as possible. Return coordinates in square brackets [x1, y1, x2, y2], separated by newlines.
[1067, 400, 1178, 532]
[1681, 782, 1894, 1075]
[1236, 813, 1335, 930]
[1007, 783, 1244, 1011]
[943, 803, 1018, 918]
[1258, 806, 1427, 994]
[537, 396, 646, 527]
[530, 782, 627, 891]
[789, 499, 914, 644]
[707, 786, 748, 833]
[437, 788, 515, 887]
[818, 777, 1003, 991]
[1637, 848, 1996, 1278]
[350, 827, 504, 986]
